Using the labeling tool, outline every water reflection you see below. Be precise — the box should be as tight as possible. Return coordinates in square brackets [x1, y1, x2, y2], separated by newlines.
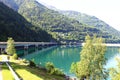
[105, 47, 120, 69]
[23, 46, 120, 78]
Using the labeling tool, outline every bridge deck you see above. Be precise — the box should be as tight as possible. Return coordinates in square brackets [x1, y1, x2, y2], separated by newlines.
[0, 42, 57, 50]
[0, 42, 57, 45]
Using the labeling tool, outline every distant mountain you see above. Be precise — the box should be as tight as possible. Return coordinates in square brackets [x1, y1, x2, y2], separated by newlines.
[59, 11, 120, 38]
[43, 3, 120, 39]
[37, 0, 58, 11]
[1, 0, 120, 43]
[0, 2, 52, 42]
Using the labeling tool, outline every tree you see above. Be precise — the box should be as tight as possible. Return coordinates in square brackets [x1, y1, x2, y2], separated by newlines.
[6, 37, 17, 56]
[109, 58, 120, 80]
[71, 35, 108, 80]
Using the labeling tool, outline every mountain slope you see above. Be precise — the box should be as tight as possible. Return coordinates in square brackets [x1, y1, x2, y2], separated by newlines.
[1, 0, 120, 43]
[59, 11, 120, 38]
[0, 2, 52, 41]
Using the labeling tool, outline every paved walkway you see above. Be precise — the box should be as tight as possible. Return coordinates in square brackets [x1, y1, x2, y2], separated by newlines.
[0, 64, 2, 80]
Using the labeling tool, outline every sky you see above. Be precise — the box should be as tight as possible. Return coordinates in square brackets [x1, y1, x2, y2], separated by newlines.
[37, 0, 120, 31]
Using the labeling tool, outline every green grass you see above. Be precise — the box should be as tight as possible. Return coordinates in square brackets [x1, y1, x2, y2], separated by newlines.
[11, 63, 43, 80]
[0, 55, 65, 80]
[2, 63, 14, 80]
[10, 61, 65, 80]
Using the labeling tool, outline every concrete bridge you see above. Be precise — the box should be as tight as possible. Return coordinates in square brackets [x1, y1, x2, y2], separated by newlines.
[0, 42, 57, 55]
[0, 42, 57, 47]
[0, 42, 57, 45]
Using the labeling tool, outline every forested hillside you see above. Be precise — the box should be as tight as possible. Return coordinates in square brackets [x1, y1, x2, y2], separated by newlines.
[0, 2, 52, 42]
[1, 0, 120, 43]
[59, 11, 120, 38]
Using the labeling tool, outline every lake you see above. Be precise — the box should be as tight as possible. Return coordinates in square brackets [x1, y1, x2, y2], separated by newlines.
[22, 45, 120, 79]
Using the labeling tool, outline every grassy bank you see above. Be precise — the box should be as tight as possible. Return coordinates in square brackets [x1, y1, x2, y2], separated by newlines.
[10, 61, 65, 80]
[1, 59, 65, 80]
[2, 63, 14, 80]
[0, 54, 65, 80]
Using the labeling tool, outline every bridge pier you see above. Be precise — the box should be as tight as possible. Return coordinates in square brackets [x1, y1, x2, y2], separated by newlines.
[24, 45, 28, 56]
[35, 44, 38, 52]
[0, 48, 5, 54]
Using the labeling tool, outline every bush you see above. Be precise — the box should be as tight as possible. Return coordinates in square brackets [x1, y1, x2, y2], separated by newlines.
[46, 62, 55, 73]
[45, 62, 64, 76]
[54, 68, 64, 76]
[12, 53, 18, 59]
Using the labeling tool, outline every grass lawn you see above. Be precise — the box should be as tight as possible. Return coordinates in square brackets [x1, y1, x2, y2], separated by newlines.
[2, 63, 14, 80]
[10, 61, 65, 80]
[0, 55, 65, 80]
[11, 63, 65, 80]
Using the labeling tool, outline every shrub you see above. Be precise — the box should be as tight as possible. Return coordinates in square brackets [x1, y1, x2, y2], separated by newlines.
[46, 62, 55, 74]
[45, 62, 64, 76]
[29, 60, 36, 67]
[54, 68, 64, 76]
[12, 53, 18, 59]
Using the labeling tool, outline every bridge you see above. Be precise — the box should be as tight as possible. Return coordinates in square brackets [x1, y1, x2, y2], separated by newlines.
[0, 42, 57, 45]
[0, 42, 57, 55]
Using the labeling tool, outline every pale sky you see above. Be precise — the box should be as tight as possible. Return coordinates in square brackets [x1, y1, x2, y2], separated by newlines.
[37, 0, 120, 31]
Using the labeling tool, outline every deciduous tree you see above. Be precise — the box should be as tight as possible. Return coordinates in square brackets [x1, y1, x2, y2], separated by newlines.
[109, 58, 120, 80]
[6, 37, 16, 56]
[71, 35, 108, 80]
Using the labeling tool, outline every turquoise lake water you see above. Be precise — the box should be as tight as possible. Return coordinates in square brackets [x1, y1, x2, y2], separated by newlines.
[23, 45, 120, 79]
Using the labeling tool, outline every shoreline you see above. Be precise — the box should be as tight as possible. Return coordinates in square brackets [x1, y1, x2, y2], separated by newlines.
[104, 43, 120, 47]
[82, 43, 120, 47]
